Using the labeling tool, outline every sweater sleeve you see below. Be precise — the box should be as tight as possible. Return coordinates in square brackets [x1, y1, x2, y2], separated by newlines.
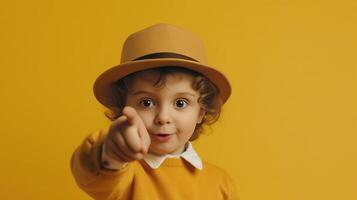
[70, 129, 134, 200]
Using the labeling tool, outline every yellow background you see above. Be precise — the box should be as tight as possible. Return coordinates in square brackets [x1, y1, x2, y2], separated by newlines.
[1, 0, 356, 199]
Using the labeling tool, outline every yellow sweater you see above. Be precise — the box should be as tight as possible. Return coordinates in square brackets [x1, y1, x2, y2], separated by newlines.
[71, 130, 239, 200]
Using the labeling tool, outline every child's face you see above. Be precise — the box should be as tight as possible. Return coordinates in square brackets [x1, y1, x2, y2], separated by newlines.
[125, 71, 205, 155]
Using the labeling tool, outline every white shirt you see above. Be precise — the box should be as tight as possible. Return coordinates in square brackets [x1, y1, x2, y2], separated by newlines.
[101, 142, 203, 170]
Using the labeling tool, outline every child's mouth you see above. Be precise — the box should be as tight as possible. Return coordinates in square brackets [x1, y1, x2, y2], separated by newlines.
[151, 133, 173, 142]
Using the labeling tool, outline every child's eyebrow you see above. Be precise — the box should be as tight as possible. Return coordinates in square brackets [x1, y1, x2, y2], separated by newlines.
[131, 91, 197, 97]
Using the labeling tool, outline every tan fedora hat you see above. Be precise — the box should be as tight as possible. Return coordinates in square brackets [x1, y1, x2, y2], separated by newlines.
[93, 23, 231, 109]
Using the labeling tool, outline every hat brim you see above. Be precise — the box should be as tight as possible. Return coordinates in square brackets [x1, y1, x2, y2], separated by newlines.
[93, 58, 231, 109]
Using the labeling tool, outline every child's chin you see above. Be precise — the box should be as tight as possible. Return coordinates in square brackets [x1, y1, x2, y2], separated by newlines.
[148, 146, 175, 155]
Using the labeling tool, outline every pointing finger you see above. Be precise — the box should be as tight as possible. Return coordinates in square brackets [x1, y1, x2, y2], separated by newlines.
[122, 106, 150, 153]
[138, 124, 151, 153]
[109, 115, 128, 133]
[122, 106, 142, 126]
[122, 125, 142, 153]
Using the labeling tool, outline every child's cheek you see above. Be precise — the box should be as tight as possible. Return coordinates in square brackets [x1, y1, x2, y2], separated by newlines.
[179, 113, 198, 133]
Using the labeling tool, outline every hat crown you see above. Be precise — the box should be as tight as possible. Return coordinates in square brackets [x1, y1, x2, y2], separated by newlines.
[93, 23, 232, 109]
[120, 23, 207, 64]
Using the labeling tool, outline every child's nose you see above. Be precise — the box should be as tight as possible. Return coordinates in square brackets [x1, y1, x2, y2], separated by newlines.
[154, 106, 172, 125]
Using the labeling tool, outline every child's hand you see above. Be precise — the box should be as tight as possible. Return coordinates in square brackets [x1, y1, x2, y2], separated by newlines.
[103, 106, 151, 163]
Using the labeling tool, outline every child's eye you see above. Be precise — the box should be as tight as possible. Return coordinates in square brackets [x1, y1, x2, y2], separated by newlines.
[175, 99, 188, 109]
[140, 99, 155, 108]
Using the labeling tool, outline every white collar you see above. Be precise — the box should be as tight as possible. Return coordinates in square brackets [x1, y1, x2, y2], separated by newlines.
[143, 142, 203, 170]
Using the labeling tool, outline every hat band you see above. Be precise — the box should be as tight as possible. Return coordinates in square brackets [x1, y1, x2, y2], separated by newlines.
[133, 52, 198, 62]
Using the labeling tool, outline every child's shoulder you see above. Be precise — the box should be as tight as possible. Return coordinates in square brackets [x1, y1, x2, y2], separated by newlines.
[201, 160, 237, 193]
[201, 160, 231, 177]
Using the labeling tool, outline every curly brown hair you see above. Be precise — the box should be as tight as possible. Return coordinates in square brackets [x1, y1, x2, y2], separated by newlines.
[104, 66, 222, 141]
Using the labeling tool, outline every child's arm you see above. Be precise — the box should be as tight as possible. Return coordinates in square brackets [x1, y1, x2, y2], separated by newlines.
[70, 106, 151, 199]
[70, 130, 132, 199]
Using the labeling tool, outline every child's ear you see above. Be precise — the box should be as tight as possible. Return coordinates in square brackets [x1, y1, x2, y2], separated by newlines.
[197, 109, 206, 124]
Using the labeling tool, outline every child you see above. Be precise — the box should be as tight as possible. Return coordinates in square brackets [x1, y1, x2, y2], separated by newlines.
[71, 23, 239, 200]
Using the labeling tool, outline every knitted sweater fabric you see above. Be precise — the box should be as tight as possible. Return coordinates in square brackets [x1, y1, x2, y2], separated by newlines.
[70, 130, 239, 200]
